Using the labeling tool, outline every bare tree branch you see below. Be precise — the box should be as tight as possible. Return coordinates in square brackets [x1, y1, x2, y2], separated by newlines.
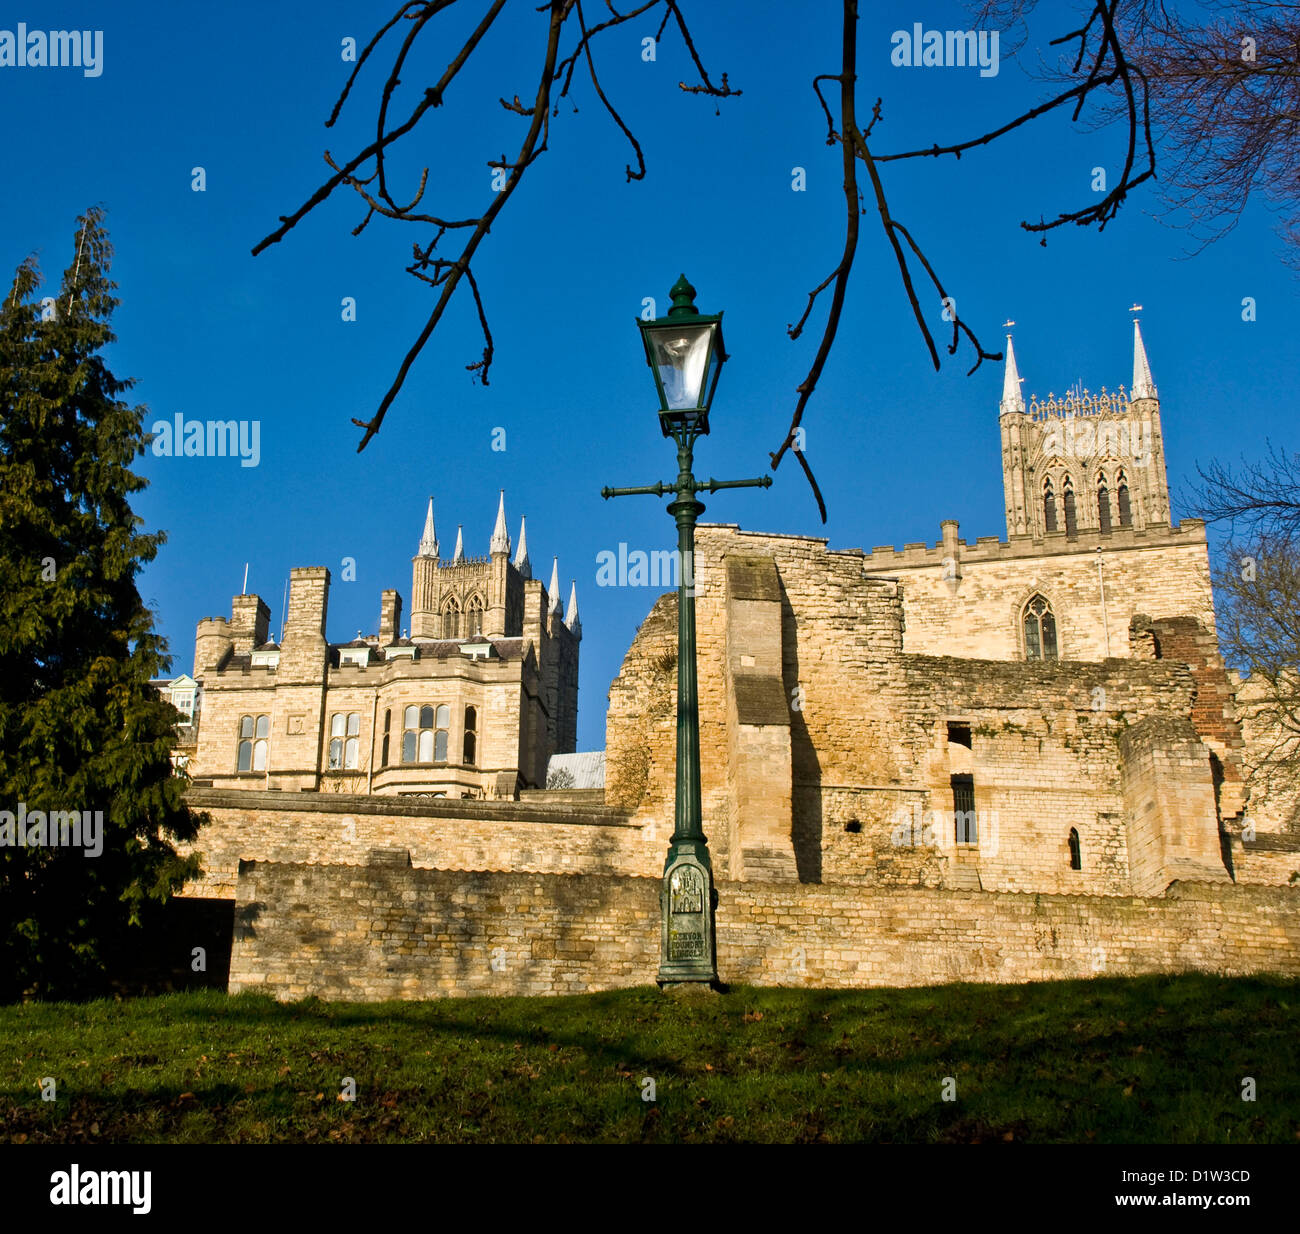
[1192, 443, 1300, 541]
[253, 0, 509, 257]
[974, 0, 1300, 263]
[766, 1, 862, 521]
[255, 0, 737, 454]
[350, 0, 568, 450]
[573, 0, 648, 181]
[256, 0, 1165, 523]
[883, 0, 1156, 239]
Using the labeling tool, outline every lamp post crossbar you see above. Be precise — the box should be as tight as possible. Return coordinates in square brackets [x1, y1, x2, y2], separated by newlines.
[602, 475, 772, 501]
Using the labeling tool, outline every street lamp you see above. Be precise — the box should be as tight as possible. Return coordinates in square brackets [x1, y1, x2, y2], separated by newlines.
[639, 274, 727, 436]
[603, 274, 771, 989]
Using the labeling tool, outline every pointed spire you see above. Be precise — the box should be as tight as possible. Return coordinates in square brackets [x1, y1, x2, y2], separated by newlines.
[513, 517, 531, 579]
[548, 557, 562, 615]
[453, 525, 464, 563]
[1000, 333, 1025, 414]
[565, 580, 582, 638]
[489, 489, 511, 556]
[1132, 318, 1157, 400]
[418, 497, 439, 558]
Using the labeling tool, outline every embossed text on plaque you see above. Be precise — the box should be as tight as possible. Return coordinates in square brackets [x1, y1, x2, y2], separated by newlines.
[669, 929, 705, 960]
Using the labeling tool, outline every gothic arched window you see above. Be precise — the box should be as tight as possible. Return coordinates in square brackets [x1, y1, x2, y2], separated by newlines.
[1068, 827, 1082, 870]
[1023, 594, 1058, 661]
[441, 596, 460, 639]
[1062, 477, 1077, 538]
[1043, 480, 1058, 533]
[401, 705, 418, 763]
[1117, 474, 1132, 527]
[418, 704, 436, 761]
[465, 594, 484, 637]
[1097, 474, 1112, 534]
[237, 714, 269, 772]
[328, 712, 361, 769]
[403, 704, 439, 763]
[435, 704, 450, 761]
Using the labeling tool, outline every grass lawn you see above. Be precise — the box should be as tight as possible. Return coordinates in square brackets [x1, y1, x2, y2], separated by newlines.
[1, 974, 1297, 1144]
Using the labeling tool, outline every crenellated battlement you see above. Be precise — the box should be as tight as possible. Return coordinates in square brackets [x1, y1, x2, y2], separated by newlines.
[698, 518, 1207, 575]
[860, 517, 1206, 571]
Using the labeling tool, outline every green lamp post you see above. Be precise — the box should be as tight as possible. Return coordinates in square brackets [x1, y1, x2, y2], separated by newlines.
[602, 274, 771, 988]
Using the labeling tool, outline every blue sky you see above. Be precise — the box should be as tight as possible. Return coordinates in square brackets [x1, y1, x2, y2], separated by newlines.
[3, 1, 1296, 750]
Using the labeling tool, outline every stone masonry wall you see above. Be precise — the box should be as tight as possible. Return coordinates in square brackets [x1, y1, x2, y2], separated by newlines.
[178, 789, 655, 900]
[1231, 834, 1300, 886]
[885, 655, 1218, 896]
[227, 862, 1300, 1000]
[1119, 716, 1233, 895]
[859, 520, 1214, 663]
[1137, 615, 1246, 820]
[1232, 675, 1300, 859]
[603, 592, 680, 854]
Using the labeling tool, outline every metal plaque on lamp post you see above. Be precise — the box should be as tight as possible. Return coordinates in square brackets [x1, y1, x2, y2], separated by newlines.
[602, 274, 771, 988]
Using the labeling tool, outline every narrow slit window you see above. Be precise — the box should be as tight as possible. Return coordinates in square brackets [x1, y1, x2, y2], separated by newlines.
[1117, 479, 1132, 527]
[951, 774, 976, 844]
[464, 705, 478, 766]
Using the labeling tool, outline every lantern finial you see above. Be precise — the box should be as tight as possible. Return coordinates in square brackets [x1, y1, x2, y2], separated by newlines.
[668, 274, 699, 317]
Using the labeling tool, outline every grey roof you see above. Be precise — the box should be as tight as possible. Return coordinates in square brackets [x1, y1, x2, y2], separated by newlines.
[408, 637, 525, 661]
[545, 751, 606, 789]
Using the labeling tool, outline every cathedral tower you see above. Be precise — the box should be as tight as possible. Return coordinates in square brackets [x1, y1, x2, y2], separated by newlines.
[1000, 320, 1171, 540]
[408, 493, 527, 640]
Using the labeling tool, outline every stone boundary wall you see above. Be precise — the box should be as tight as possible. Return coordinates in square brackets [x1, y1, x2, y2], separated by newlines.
[1233, 832, 1300, 886]
[228, 863, 1300, 1001]
[179, 788, 653, 899]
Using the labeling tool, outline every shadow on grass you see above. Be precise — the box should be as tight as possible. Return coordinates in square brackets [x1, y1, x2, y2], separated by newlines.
[2, 974, 1297, 1143]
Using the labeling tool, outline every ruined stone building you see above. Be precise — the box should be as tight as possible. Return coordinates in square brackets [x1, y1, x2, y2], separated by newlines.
[181, 492, 581, 799]
[605, 322, 1293, 896]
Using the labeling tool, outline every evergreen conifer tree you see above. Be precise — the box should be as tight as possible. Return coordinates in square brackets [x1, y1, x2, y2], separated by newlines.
[0, 208, 201, 1000]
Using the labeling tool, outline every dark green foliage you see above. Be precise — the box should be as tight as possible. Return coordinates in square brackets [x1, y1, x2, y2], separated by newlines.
[0, 208, 201, 1000]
